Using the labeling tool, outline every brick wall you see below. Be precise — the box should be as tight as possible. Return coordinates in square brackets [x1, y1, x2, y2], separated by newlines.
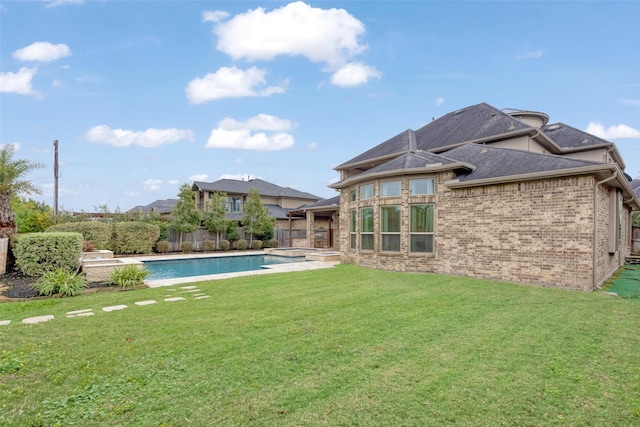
[339, 173, 606, 290]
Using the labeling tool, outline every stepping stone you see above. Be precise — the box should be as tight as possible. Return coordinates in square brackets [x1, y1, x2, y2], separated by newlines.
[193, 293, 206, 297]
[103, 305, 128, 312]
[135, 300, 157, 306]
[23, 315, 54, 324]
[180, 289, 201, 293]
[67, 312, 95, 318]
[164, 297, 186, 302]
[67, 309, 92, 315]
[0, 320, 10, 326]
[195, 296, 211, 300]
[181, 286, 198, 290]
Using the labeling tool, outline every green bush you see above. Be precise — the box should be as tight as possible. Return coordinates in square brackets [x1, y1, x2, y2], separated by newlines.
[14, 232, 83, 277]
[155, 240, 170, 253]
[266, 239, 279, 248]
[181, 241, 193, 253]
[219, 239, 230, 251]
[202, 240, 215, 251]
[33, 269, 87, 297]
[236, 239, 248, 250]
[46, 221, 112, 250]
[112, 222, 160, 255]
[252, 240, 263, 250]
[108, 264, 149, 288]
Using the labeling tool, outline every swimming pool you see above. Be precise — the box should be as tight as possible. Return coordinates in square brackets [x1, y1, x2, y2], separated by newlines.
[143, 254, 306, 280]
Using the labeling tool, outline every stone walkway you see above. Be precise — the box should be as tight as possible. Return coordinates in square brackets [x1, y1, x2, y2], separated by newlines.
[0, 285, 211, 326]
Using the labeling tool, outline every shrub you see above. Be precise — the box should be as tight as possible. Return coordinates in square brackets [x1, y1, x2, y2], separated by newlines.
[108, 264, 149, 288]
[155, 240, 170, 253]
[181, 241, 193, 253]
[202, 240, 215, 251]
[252, 240, 263, 250]
[33, 269, 87, 297]
[219, 239, 230, 251]
[236, 239, 248, 250]
[112, 222, 160, 255]
[267, 239, 279, 248]
[14, 232, 83, 277]
[46, 221, 112, 250]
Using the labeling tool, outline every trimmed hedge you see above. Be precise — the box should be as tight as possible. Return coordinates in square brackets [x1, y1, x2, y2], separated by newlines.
[219, 240, 230, 251]
[236, 239, 248, 250]
[252, 240, 263, 250]
[181, 241, 193, 253]
[155, 240, 170, 253]
[46, 221, 112, 250]
[202, 240, 215, 251]
[112, 222, 160, 255]
[14, 232, 83, 277]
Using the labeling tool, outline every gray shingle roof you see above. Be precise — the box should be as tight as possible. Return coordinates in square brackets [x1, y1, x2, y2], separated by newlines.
[193, 178, 321, 201]
[631, 178, 640, 197]
[541, 122, 613, 149]
[294, 195, 341, 211]
[356, 151, 464, 177]
[444, 144, 605, 182]
[336, 129, 416, 169]
[127, 199, 177, 214]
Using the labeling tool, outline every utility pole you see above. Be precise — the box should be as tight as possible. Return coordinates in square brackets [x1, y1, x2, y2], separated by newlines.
[53, 139, 59, 216]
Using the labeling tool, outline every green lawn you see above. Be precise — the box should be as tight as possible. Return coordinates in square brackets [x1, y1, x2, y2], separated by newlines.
[1, 265, 639, 426]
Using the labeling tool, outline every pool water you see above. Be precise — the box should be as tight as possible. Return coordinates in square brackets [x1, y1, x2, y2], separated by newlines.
[143, 254, 306, 280]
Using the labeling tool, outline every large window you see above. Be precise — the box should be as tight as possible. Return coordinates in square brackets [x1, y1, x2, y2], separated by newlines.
[360, 184, 374, 200]
[360, 207, 374, 250]
[380, 206, 401, 252]
[229, 196, 242, 212]
[380, 181, 401, 197]
[349, 189, 357, 202]
[350, 209, 357, 249]
[409, 178, 435, 195]
[410, 204, 434, 253]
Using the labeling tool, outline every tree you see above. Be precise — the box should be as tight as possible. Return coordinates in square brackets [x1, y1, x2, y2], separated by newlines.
[241, 188, 275, 246]
[0, 145, 45, 238]
[11, 197, 54, 233]
[203, 191, 228, 249]
[169, 183, 201, 246]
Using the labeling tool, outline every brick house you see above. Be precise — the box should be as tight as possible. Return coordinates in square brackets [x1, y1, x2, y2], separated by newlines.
[329, 103, 640, 291]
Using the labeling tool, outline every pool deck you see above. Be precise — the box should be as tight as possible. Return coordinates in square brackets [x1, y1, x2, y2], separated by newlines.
[130, 251, 340, 288]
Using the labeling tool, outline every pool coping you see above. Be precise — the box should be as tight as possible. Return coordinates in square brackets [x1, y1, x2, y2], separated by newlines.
[128, 251, 340, 287]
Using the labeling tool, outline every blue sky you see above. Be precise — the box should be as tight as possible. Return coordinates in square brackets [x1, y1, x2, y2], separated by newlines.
[1, 0, 639, 212]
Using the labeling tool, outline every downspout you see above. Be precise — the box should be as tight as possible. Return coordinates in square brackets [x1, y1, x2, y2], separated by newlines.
[287, 213, 292, 248]
[593, 171, 617, 290]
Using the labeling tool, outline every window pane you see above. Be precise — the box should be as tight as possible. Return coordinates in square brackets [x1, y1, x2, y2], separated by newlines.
[411, 235, 433, 253]
[361, 234, 374, 250]
[381, 206, 401, 232]
[349, 189, 357, 202]
[409, 179, 434, 195]
[361, 207, 374, 232]
[360, 184, 374, 199]
[381, 181, 401, 197]
[350, 233, 356, 249]
[381, 234, 400, 252]
[410, 205, 434, 232]
[350, 210, 356, 232]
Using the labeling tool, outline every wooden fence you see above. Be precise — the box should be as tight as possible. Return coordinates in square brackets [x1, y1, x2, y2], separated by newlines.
[165, 227, 307, 252]
[633, 226, 640, 255]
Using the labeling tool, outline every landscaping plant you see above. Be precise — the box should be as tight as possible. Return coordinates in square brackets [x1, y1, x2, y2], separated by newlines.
[32, 268, 87, 297]
[108, 264, 149, 288]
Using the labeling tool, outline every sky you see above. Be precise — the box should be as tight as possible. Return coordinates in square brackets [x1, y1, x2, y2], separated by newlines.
[1, 0, 639, 213]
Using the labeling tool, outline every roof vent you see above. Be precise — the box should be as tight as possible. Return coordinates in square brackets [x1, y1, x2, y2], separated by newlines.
[481, 147, 488, 154]
[546, 124, 560, 131]
[453, 108, 465, 115]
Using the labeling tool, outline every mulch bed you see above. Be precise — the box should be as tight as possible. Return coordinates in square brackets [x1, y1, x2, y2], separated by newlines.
[0, 267, 115, 301]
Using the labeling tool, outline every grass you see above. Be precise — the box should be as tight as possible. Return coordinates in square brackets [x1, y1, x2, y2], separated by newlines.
[1, 264, 639, 426]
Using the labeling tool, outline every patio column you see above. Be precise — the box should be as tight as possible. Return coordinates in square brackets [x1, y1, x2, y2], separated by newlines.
[306, 211, 315, 248]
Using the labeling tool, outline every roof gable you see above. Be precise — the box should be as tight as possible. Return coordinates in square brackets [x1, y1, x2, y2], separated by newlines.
[541, 122, 613, 149]
[193, 178, 320, 200]
[336, 129, 416, 169]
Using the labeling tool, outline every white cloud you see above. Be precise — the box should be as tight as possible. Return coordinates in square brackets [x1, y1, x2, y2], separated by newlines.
[205, 2, 377, 87]
[46, 0, 84, 8]
[125, 191, 141, 197]
[517, 50, 544, 60]
[435, 97, 445, 106]
[144, 179, 163, 191]
[189, 174, 209, 182]
[84, 125, 194, 148]
[52, 79, 63, 87]
[585, 122, 640, 139]
[185, 66, 286, 103]
[167, 180, 180, 185]
[307, 142, 318, 150]
[330, 62, 381, 87]
[13, 42, 71, 62]
[0, 67, 37, 95]
[206, 114, 294, 151]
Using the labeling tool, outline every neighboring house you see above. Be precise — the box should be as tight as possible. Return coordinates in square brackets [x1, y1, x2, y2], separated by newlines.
[128, 199, 177, 215]
[192, 178, 323, 226]
[329, 102, 640, 291]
